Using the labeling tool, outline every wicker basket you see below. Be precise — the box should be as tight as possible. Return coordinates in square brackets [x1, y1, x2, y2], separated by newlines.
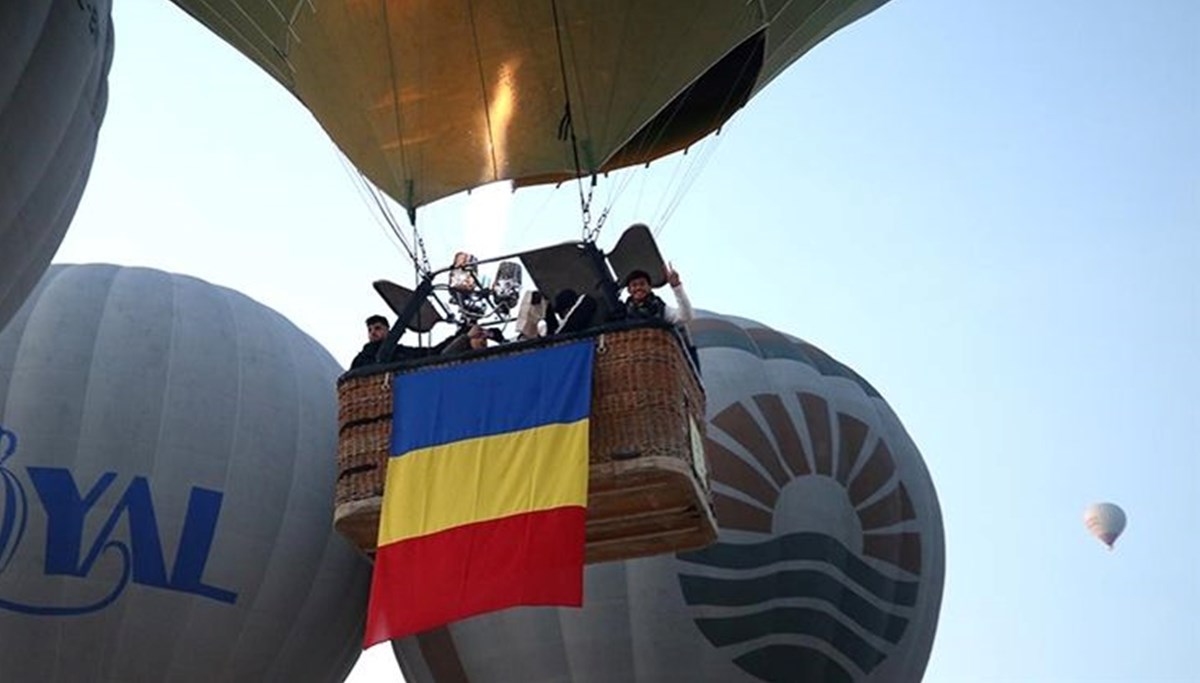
[334, 324, 717, 563]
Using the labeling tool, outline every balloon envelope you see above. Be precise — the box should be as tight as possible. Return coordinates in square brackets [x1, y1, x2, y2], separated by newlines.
[0, 264, 370, 681]
[1083, 502, 1126, 549]
[391, 311, 945, 683]
[0, 0, 113, 330]
[168, 0, 888, 214]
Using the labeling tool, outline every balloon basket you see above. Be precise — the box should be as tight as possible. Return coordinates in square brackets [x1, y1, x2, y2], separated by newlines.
[334, 322, 717, 563]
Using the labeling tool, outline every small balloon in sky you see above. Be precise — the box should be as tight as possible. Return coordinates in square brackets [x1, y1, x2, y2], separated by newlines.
[1083, 503, 1127, 550]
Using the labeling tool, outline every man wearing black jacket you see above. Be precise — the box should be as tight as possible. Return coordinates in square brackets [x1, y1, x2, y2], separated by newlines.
[350, 314, 391, 369]
[623, 264, 693, 324]
[351, 314, 459, 369]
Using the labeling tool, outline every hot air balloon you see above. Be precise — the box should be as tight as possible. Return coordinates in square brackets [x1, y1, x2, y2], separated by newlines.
[390, 311, 945, 683]
[1083, 502, 1126, 550]
[0, 264, 370, 681]
[334, 226, 719, 566]
[0, 0, 114, 330]
[167, 0, 889, 220]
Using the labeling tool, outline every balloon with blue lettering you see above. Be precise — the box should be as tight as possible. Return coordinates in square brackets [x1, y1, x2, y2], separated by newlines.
[0, 264, 370, 681]
[391, 312, 945, 683]
[0, 426, 26, 574]
[0, 0, 114, 330]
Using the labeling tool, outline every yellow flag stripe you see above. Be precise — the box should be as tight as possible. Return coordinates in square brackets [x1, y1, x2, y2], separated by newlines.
[378, 419, 589, 546]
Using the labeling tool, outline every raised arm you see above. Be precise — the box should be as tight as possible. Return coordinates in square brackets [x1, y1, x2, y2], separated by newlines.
[665, 263, 694, 324]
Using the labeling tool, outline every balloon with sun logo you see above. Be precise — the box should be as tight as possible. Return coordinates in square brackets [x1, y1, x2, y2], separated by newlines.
[679, 313, 944, 682]
[389, 312, 945, 683]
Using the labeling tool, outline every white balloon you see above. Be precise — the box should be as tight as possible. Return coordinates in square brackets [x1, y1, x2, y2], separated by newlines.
[0, 264, 371, 681]
[1083, 503, 1127, 549]
[392, 311, 946, 683]
[0, 0, 113, 330]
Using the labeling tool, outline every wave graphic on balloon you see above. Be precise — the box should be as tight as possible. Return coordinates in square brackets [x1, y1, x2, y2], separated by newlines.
[678, 390, 923, 683]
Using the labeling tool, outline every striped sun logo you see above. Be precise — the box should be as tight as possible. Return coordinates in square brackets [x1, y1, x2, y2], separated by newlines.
[677, 392, 922, 683]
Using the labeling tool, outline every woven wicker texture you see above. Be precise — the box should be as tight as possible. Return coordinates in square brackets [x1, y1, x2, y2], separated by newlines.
[334, 325, 717, 561]
[590, 327, 705, 466]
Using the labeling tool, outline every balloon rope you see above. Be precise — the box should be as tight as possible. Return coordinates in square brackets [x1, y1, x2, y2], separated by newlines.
[548, 0, 597, 241]
[654, 34, 762, 234]
[656, 133, 727, 235]
[593, 28, 760, 239]
[466, 0, 500, 181]
[338, 149, 426, 279]
[335, 144, 433, 287]
[380, 0, 414, 214]
[369, 182, 427, 278]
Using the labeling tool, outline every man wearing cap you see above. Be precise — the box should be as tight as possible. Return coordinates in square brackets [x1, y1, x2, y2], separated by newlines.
[623, 263, 693, 324]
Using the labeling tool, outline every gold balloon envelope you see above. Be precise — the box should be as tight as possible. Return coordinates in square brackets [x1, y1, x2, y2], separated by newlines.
[169, 0, 887, 215]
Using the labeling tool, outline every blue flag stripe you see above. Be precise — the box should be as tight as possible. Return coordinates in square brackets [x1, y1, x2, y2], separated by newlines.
[391, 341, 594, 455]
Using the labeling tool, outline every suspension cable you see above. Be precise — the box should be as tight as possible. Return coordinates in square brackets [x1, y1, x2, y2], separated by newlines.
[656, 131, 726, 236]
[338, 155, 407, 252]
[372, 184, 425, 276]
[409, 215, 431, 278]
[380, 0, 414, 212]
[594, 28, 762, 240]
[335, 147, 436, 289]
[549, 0, 598, 241]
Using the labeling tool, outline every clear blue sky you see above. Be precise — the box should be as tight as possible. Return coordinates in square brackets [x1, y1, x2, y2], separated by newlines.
[56, 1, 1198, 681]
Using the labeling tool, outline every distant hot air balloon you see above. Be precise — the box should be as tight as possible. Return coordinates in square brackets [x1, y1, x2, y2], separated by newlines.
[1083, 502, 1126, 550]
[0, 0, 113, 330]
[168, 0, 889, 219]
[390, 311, 945, 683]
[0, 264, 370, 681]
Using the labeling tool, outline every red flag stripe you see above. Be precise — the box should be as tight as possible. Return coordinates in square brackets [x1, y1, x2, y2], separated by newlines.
[364, 506, 586, 646]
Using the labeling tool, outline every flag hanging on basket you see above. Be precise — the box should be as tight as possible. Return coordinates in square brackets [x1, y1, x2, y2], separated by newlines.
[364, 341, 594, 646]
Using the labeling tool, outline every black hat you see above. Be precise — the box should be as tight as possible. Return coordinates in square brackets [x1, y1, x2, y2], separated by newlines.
[622, 269, 653, 287]
[552, 289, 579, 312]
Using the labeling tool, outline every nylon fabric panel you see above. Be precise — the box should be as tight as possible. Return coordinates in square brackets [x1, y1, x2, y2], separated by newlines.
[753, 0, 888, 95]
[164, 0, 299, 87]
[214, 0, 303, 85]
[0, 0, 112, 330]
[286, 0, 758, 208]
[379, 420, 588, 546]
[0, 0, 54, 100]
[166, 0, 890, 212]
[170, 0, 769, 211]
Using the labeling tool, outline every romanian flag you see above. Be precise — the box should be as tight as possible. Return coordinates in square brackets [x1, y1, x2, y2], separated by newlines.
[363, 341, 594, 646]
